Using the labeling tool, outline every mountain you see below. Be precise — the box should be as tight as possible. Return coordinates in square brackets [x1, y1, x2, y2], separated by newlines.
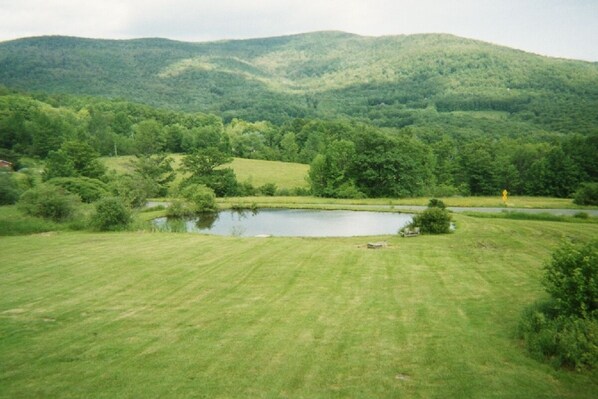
[1, 31, 597, 132]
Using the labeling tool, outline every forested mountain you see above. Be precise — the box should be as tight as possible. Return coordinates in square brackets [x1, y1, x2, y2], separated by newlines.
[1, 32, 597, 200]
[1, 32, 597, 133]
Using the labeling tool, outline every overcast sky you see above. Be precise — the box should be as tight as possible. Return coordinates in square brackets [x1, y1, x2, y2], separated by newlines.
[0, 0, 596, 61]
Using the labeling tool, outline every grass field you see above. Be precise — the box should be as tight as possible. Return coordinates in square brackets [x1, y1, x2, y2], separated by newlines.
[1, 216, 597, 398]
[101, 155, 310, 190]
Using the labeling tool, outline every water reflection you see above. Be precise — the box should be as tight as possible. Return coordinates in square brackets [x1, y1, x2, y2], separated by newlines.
[154, 209, 413, 237]
[195, 212, 219, 229]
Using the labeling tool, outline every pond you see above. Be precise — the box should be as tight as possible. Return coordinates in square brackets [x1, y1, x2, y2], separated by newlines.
[153, 209, 414, 237]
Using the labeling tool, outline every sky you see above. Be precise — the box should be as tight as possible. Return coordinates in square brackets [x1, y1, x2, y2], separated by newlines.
[0, 0, 597, 61]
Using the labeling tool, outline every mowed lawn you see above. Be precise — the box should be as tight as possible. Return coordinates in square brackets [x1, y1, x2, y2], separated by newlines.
[1, 217, 597, 398]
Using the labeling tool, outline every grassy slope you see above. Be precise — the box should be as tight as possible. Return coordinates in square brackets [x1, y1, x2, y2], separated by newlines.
[101, 155, 310, 190]
[1, 216, 597, 398]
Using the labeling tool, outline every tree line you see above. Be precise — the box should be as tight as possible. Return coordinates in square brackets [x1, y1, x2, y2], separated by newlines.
[1, 90, 596, 200]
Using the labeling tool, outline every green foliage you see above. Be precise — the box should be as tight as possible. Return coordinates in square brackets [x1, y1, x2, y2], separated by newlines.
[133, 119, 165, 155]
[109, 174, 153, 208]
[0, 205, 63, 235]
[573, 183, 598, 206]
[44, 140, 106, 180]
[411, 207, 452, 234]
[18, 183, 81, 221]
[91, 197, 131, 231]
[165, 199, 196, 218]
[519, 240, 598, 370]
[182, 147, 232, 175]
[46, 176, 109, 203]
[518, 300, 598, 370]
[258, 183, 277, 196]
[182, 147, 238, 196]
[427, 198, 446, 209]
[0, 172, 22, 204]
[129, 154, 175, 197]
[543, 240, 597, 317]
[180, 184, 217, 213]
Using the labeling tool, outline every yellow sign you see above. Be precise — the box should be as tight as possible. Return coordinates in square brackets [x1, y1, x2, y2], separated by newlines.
[502, 189, 508, 203]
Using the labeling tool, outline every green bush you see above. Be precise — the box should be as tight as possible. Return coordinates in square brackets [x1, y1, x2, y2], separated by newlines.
[573, 183, 598, 206]
[18, 184, 81, 221]
[427, 198, 447, 209]
[180, 184, 217, 213]
[109, 174, 153, 208]
[166, 199, 196, 217]
[0, 173, 22, 205]
[237, 181, 257, 196]
[543, 240, 597, 317]
[519, 240, 598, 370]
[46, 177, 109, 203]
[183, 168, 238, 197]
[411, 207, 452, 234]
[91, 197, 131, 231]
[335, 181, 365, 199]
[518, 301, 598, 370]
[258, 183, 277, 196]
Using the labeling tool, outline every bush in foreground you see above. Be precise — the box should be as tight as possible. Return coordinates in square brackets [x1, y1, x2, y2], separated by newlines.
[518, 240, 598, 370]
[91, 197, 131, 231]
[18, 184, 81, 221]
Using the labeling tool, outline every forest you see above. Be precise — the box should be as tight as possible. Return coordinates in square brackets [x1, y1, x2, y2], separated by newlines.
[0, 88, 596, 201]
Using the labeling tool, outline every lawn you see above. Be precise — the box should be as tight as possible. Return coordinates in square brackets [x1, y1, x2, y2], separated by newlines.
[1, 216, 597, 398]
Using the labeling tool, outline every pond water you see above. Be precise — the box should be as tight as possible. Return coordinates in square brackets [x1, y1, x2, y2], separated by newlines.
[153, 209, 413, 237]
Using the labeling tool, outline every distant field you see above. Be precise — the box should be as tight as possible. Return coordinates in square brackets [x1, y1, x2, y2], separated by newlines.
[101, 155, 309, 190]
[1, 216, 597, 398]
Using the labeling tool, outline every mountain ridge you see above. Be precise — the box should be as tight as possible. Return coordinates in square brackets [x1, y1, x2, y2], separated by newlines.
[0, 31, 597, 132]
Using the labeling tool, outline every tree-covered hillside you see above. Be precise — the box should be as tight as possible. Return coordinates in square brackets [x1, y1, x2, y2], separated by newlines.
[0, 32, 597, 132]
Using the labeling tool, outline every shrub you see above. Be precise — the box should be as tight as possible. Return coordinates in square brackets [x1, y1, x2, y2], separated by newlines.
[0, 173, 22, 205]
[573, 183, 598, 206]
[335, 181, 365, 199]
[573, 212, 589, 219]
[91, 197, 131, 231]
[519, 302, 598, 370]
[183, 168, 238, 197]
[258, 183, 277, 196]
[427, 198, 446, 209]
[411, 207, 452, 234]
[543, 240, 597, 317]
[18, 184, 81, 221]
[109, 174, 153, 208]
[237, 181, 257, 196]
[166, 199, 196, 217]
[46, 177, 109, 203]
[180, 184, 217, 213]
[519, 240, 598, 370]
